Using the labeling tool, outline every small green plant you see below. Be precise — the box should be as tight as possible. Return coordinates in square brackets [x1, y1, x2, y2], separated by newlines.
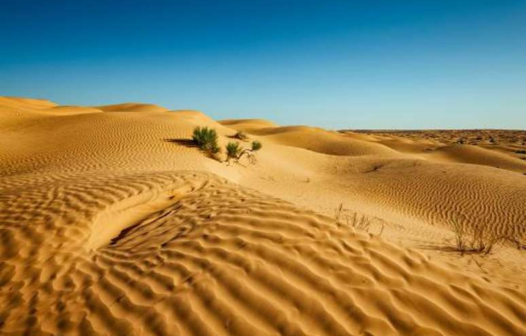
[225, 140, 263, 164]
[192, 127, 220, 154]
[251, 140, 262, 151]
[226, 142, 242, 160]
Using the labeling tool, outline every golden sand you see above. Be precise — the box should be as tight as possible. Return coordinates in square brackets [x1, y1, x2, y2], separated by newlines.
[1, 97, 525, 335]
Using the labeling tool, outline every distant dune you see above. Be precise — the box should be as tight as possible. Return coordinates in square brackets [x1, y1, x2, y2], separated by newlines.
[1, 97, 525, 336]
[94, 102, 170, 113]
[222, 124, 398, 156]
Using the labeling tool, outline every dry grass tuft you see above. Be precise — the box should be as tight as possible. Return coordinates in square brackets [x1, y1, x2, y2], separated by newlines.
[450, 221, 524, 256]
[335, 203, 384, 236]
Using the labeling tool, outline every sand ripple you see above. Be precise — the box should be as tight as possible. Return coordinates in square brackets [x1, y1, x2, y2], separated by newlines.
[1, 171, 525, 336]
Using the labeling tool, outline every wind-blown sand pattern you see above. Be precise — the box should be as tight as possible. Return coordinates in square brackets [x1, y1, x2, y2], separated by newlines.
[1, 97, 525, 336]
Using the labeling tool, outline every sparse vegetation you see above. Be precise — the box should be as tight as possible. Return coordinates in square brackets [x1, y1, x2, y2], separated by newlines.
[225, 140, 263, 164]
[191, 126, 263, 164]
[450, 220, 523, 256]
[515, 150, 526, 154]
[251, 140, 262, 151]
[234, 131, 249, 141]
[335, 204, 384, 236]
[226, 142, 242, 160]
[192, 127, 220, 155]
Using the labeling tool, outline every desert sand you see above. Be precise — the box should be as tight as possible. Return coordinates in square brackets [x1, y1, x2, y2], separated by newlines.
[1, 96, 525, 336]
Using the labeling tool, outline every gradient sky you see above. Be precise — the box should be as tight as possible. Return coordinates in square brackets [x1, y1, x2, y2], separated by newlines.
[1, 0, 526, 129]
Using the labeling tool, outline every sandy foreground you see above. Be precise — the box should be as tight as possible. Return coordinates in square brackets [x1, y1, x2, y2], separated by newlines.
[1, 97, 525, 336]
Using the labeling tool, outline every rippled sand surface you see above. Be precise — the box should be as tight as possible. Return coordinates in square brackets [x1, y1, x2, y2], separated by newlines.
[1, 97, 525, 336]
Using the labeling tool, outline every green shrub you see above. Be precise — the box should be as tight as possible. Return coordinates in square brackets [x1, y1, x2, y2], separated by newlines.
[224, 140, 263, 164]
[192, 127, 219, 154]
[251, 141, 262, 151]
[226, 142, 242, 159]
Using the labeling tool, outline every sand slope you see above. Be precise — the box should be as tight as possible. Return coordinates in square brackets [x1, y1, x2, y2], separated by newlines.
[0, 97, 58, 110]
[1, 97, 525, 336]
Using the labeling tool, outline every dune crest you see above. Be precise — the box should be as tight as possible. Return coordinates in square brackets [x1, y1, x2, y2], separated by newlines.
[95, 103, 169, 113]
[0, 96, 58, 109]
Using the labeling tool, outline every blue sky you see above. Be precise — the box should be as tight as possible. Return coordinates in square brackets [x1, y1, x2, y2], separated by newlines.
[1, 0, 525, 129]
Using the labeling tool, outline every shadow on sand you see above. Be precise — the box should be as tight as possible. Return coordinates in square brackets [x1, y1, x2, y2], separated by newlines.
[163, 139, 197, 148]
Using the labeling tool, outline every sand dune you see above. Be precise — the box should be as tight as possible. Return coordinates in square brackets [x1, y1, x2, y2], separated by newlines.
[95, 103, 169, 113]
[219, 119, 280, 131]
[426, 145, 526, 172]
[346, 130, 526, 173]
[222, 124, 398, 157]
[336, 159, 526, 238]
[1, 97, 525, 336]
[0, 96, 58, 110]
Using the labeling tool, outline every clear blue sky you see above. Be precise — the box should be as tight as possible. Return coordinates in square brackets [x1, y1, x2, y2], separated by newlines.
[1, 0, 525, 129]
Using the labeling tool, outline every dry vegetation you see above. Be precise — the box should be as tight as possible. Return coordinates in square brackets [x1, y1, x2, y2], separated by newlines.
[346, 129, 526, 146]
[234, 130, 249, 141]
[335, 203, 384, 236]
[450, 221, 525, 255]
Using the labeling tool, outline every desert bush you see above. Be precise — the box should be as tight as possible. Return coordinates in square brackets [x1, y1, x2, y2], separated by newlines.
[193, 127, 220, 154]
[225, 140, 263, 164]
[251, 140, 262, 151]
[226, 142, 242, 160]
[234, 131, 249, 141]
[515, 150, 526, 154]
